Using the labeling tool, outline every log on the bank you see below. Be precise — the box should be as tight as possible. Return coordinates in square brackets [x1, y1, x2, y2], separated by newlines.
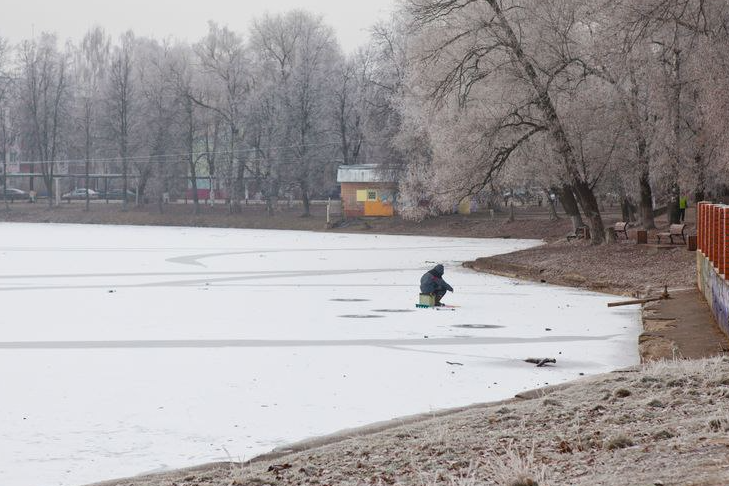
[608, 286, 670, 307]
[607, 296, 663, 307]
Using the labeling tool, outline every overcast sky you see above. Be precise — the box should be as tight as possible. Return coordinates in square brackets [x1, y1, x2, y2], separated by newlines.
[0, 0, 397, 52]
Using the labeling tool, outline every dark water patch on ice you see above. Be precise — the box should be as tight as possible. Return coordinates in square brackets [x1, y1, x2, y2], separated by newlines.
[452, 324, 504, 329]
[330, 298, 370, 302]
[372, 309, 415, 313]
[339, 314, 384, 319]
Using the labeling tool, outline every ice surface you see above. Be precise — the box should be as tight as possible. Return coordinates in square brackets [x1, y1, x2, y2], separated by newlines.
[0, 223, 641, 486]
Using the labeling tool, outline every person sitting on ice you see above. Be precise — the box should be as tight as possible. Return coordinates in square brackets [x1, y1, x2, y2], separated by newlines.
[420, 264, 454, 306]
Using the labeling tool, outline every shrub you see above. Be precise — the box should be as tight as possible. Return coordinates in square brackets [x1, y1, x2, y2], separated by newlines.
[647, 399, 665, 408]
[606, 435, 634, 450]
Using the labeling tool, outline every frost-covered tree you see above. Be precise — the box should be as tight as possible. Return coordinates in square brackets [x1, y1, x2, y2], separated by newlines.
[250, 11, 341, 216]
[193, 22, 250, 212]
[0, 37, 17, 210]
[616, 0, 729, 221]
[73, 27, 110, 210]
[106, 31, 139, 209]
[17, 33, 71, 206]
[136, 39, 181, 211]
[167, 43, 205, 214]
[403, 0, 609, 241]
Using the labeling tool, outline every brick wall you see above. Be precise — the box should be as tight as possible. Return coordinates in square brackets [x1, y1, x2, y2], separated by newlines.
[696, 201, 729, 337]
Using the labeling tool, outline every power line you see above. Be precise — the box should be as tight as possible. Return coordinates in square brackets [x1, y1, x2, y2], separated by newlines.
[4, 137, 390, 166]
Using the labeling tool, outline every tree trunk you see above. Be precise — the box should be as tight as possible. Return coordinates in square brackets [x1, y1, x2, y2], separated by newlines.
[668, 46, 682, 225]
[121, 154, 128, 211]
[544, 188, 559, 221]
[190, 175, 199, 215]
[694, 151, 706, 202]
[301, 180, 311, 217]
[187, 99, 199, 215]
[46, 176, 53, 209]
[2, 152, 8, 211]
[556, 184, 583, 231]
[668, 184, 681, 224]
[638, 169, 655, 229]
[85, 158, 90, 211]
[621, 197, 637, 223]
[604, 227, 617, 244]
[572, 178, 605, 243]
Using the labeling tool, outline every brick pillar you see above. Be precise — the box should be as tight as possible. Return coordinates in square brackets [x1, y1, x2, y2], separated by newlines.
[713, 205, 721, 267]
[696, 201, 706, 254]
[706, 203, 712, 257]
[697, 202, 704, 253]
[707, 203, 712, 255]
[719, 206, 729, 278]
[708, 206, 711, 261]
[706, 204, 716, 263]
[719, 207, 726, 275]
[703, 202, 710, 253]
[714, 206, 724, 272]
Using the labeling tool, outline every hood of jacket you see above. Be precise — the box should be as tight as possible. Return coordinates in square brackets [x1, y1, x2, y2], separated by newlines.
[429, 264, 444, 278]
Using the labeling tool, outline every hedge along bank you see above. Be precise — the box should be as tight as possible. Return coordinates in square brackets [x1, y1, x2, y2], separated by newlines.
[696, 201, 729, 337]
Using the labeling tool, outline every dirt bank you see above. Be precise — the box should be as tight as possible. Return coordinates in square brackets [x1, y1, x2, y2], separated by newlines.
[465, 239, 696, 297]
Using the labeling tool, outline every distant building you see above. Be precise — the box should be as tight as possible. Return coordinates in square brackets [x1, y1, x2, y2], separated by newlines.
[336, 164, 398, 217]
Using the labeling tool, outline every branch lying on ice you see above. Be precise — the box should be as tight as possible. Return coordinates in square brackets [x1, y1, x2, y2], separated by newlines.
[524, 358, 556, 367]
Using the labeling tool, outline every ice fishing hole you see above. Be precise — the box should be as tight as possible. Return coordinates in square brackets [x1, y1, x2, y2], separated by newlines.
[330, 298, 371, 302]
[452, 324, 504, 329]
[372, 309, 416, 313]
[339, 314, 384, 319]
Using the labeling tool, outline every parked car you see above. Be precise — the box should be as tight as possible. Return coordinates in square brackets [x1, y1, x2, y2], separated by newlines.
[62, 188, 99, 201]
[98, 189, 137, 200]
[1, 187, 30, 201]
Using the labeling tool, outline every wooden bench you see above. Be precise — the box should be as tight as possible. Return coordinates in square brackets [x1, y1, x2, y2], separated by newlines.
[614, 222, 630, 239]
[657, 224, 687, 244]
[567, 225, 590, 241]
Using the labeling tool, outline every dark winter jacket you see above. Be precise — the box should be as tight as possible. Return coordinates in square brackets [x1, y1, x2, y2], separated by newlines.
[420, 264, 454, 294]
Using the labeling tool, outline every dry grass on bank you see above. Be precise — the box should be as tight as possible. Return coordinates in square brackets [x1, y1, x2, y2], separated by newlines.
[98, 358, 729, 486]
[466, 240, 696, 296]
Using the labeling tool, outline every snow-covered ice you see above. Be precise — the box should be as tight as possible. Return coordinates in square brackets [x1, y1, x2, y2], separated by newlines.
[0, 223, 641, 486]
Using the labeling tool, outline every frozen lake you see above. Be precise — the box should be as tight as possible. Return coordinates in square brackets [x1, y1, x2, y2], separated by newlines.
[0, 223, 641, 486]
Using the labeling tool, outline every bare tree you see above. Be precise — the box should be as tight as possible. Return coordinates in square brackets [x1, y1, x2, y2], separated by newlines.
[251, 11, 341, 217]
[193, 22, 250, 212]
[168, 43, 205, 214]
[74, 27, 110, 210]
[18, 34, 70, 208]
[0, 37, 16, 211]
[107, 31, 137, 209]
